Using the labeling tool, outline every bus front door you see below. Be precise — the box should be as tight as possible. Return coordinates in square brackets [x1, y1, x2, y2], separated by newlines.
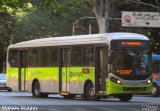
[59, 48, 71, 93]
[19, 50, 28, 91]
[95, 46, 107, 94]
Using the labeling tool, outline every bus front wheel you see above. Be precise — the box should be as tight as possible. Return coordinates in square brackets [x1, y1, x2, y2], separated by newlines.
[151, 84, 159, 97]
[118, 94, 133, 102]
[84, 83, 100, 101]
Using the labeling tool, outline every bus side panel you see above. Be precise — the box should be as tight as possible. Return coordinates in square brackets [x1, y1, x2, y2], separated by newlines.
[43, 67, 59, 93]
[6, 67, 19, 91]
[27, 67, 59, 93]
[69, 67, 95, 94]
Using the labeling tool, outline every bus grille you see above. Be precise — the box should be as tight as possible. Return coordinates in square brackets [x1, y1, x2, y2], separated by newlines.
[123, 87, 146, 91]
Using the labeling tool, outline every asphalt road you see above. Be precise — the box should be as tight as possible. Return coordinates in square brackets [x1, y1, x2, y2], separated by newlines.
[0, 91, 160, 111]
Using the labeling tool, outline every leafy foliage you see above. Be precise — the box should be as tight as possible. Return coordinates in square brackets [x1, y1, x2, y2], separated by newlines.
[0, 0, 160, 72]
[0, 11, 16, 72]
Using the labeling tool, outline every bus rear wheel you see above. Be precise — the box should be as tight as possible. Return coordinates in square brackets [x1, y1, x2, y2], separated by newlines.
[32, 81, 41, 97]
[118, 94, 133, 102]
[32, 81, 48, 98]
[84, 83, 100, 101]
[8, 88, 12, 92]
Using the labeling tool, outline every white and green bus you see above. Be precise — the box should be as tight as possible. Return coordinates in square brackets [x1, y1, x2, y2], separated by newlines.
[6, 33, 152, 101]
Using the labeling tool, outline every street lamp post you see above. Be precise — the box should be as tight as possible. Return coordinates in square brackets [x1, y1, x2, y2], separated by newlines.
[72, 16, 121, 35]
[72, 16, 95, 36]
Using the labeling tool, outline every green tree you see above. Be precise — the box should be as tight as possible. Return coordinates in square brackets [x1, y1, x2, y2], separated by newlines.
[125, 0, 160, 11]
[38, 0, 111, 33]
[0, 11, 16, 72]
[13, 0, 93, 42]
[0, 0, 28, 72]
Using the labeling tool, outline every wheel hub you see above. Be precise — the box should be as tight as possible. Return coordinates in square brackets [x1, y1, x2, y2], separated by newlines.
[89, 88, 95, 96]
[35, 86, 39, 95]
[152, 87, 157, 94]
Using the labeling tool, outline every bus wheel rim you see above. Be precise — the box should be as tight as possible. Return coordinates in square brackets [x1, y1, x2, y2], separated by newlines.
[35, 85, 39, 95]
[152, 87, 157, 94]
[89, 88, 94, 96]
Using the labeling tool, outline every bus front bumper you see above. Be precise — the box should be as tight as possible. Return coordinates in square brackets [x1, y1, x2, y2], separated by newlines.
[106, 80, 152, 95]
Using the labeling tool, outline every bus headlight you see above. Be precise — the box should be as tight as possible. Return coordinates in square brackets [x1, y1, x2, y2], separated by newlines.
[147, 80, 151, 84]
[117, 80, 121, 84]
[110, 76, 121, 84]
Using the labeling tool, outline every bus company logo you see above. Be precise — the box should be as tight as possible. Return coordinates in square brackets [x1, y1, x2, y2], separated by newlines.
[142, 105, 159, 111]
[70, 72, 82, 77]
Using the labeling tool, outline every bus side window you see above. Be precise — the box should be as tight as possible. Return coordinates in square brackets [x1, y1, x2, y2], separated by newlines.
[29, 49, 38, 67]
[8, 49, 18, 67]
[83, 45, 94, 66]
[71, 46, 82, 66]
[38, 48, 48, 67]
[48, 47, 58, 67]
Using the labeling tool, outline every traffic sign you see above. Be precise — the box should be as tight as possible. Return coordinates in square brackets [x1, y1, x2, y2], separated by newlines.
[122, 11, 160, 27]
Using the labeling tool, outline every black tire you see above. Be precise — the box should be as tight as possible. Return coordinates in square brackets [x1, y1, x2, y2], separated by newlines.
[63, 94, 76, 99]
[84, 83, 100, 101]
[32, 81, 41, 97]
[151, 85, 159, 97]
[118, 94, 133, 102]
[32, 81, 49, 98]
[8, 88, 12, 92]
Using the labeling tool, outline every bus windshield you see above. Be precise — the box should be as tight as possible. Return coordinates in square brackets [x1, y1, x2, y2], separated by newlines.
[110, 49, 150, 75]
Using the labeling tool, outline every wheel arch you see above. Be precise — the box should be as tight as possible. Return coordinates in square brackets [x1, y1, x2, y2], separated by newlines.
[83, 79, 94, 94]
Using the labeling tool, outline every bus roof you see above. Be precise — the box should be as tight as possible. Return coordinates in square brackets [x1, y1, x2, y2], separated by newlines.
[9, 32, 149, 48]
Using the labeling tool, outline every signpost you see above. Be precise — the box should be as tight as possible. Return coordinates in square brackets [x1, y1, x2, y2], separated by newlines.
[122, 11, 160, 28]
